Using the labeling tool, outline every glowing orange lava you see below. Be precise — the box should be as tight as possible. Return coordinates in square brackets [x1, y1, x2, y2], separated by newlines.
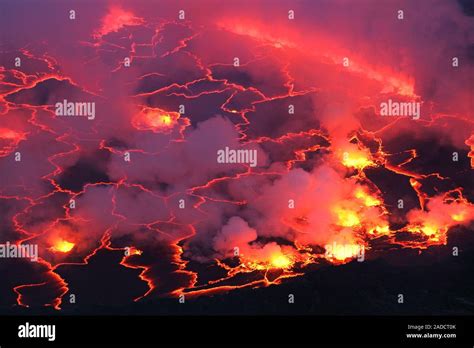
[341, 149, 375, 170]
[128, 247, 143, 256]
[132, 107, 180, 133]
[50, 239, 75, 253]
[355, 188, 381, 207]
[241, 250, 294, 270]
[334, 207, 361, 227]
[368, 224, 390, 235]
[451, 212, 466, 222]
[270, 253, 292, 269]
[407, 223, 443, 242]
[4, 5, 473, 311]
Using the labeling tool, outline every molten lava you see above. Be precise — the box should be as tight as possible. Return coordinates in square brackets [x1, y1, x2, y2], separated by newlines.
[270, 253, 292, 269]
[240, 246, 296, 271]
[132, 107, 180, 133]
[2, 1, 473, 311]
[451, 212, 466, 222]
[334, 207, 361, 227]
[355, 188, 381, 207]
[50, 239, 75, 253]
[340, 147, 375, 170]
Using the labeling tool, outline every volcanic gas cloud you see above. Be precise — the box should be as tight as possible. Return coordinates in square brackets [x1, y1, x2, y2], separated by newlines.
[0, 0, 473, 311]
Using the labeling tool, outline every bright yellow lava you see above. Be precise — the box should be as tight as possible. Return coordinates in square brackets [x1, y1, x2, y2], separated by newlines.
[133, 107, 179, 132]
[369, 224, 390, 235]
[342, 151, 374, 170]
[147, 113, 173, 127]
[334, 207, 361, 227]
[50, 239, 75, 253]
[270, 253, 292, 269]
[128, 247, 143, 256]
[355, 188, 381, 207]
[451, 212, 465, 222]
[159, 114, 172, 125]
[420, 225, 438, 237]
[408, 224, 440, 239]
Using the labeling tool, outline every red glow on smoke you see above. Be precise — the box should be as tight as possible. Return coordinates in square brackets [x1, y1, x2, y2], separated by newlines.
[0, 128, 26, 157]
[94, 6, 144, 39]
